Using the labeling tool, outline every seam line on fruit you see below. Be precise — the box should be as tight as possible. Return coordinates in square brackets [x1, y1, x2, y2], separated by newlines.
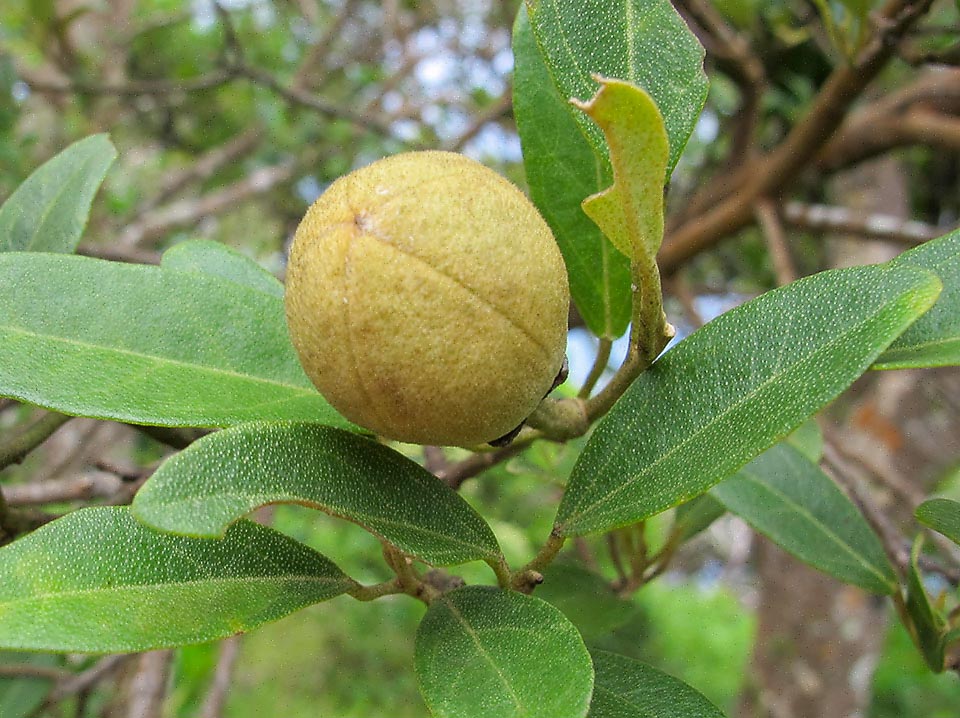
[355, 223, 552, 359]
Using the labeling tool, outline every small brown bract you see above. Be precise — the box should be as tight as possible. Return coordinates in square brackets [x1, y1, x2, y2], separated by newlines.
[284, 151, 569, 446]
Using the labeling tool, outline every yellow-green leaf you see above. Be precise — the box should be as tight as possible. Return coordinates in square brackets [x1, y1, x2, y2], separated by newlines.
[573, 77, 669, 262]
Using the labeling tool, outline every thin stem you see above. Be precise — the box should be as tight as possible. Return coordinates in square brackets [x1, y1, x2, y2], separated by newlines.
[512, 532, 566, 592]
[0, 411, 71, 470]
[585, 256, 673, 423]
[578, 338, 613, 399]
[348, 577, 405, 601]
[486, 556, 513, 590]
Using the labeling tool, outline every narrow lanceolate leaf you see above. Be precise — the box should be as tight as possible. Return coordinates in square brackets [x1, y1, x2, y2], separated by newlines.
[556, 261, 941, 536]
[0, 507, 353, 653]
[587, 650, 724, 718]
[415, 586, 594, 718]
[905, 537, 947, 672]
[132, 423, 502, 566]
[915, 498, 960, 546]
[711, 443, 897, 594]
[513, 8, 631, 338]
[875, 228, 960, 369]
[573, 78, 669, 262]
[0, 252, 348, 429]
[161, 239, 284, 299]
[0, 134, 116, 253]
[524, 0, 708, 174]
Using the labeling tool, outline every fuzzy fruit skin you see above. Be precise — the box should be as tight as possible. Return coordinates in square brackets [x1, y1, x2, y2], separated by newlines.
[284, 151, 569, 446]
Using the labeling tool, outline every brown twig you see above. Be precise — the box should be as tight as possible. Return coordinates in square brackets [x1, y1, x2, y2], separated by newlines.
[660, 0, 937, 274]
[0, 411, 72, 471]
[782, 201, 944, 245]
[199, 637, 242, 718]
[435, 436, 533, 489]
[754, 200, 798, 285]
[35, 654, 133, 710]
[121, 651, 174, 718]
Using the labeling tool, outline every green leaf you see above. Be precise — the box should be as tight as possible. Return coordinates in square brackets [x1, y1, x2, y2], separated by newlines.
[875, 229, 960, 369]
[415, 586, 593, 718]
[132, 422, 502, 566]
[556, 260, 942, 536]
[513, 8, 631, 339]
[574, 78, 669, 262]
[0, 252, 348, 429]
[915, 498, 960, 546]
[0, 652, 59, 718]
[588, 650, 725, 718]
[673, 494, 726, 543]
[784, 419, 823, 462]
[905, 537, 947, 672]
[524, 0, 708, 174]
[711, 443, 897, 594]
[0, 134, 116, 253]
[536, 563, 636, 640]
[0, 507, 353, 653]
[160, 239, 284, 299]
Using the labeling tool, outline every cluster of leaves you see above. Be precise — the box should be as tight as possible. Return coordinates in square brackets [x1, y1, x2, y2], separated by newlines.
[1, 1, 959, 717]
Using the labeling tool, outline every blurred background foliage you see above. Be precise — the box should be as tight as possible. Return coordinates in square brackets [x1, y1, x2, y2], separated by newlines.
[2, 0, 960, 716]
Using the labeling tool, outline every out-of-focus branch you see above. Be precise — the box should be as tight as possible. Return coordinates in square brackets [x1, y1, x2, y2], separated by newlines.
[0, 411, 72, 471]
[3, 471, 125, 506]
[676, 0, 766, 164]
[660, 0, 936, 274]
[782, 201, 945, 244]
[754, 200, 797, 285]
[116, 158, 299, 247]
[120, 651, 174, 718]
[39, 655, 133, 709]
[140, 127, 265, 212]
[199, 637, 242, 718]
[21, 68, 234, 97]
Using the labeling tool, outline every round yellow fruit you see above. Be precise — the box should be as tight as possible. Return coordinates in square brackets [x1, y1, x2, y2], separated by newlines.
[284, 151, 569, 447]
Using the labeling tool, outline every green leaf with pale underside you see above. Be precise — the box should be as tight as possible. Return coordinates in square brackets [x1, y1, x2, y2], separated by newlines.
[556, 260, 941, 536]
[574, 78, 669, 262]
[415, 586, 593, 718]
[916, 498, 960, 546]
[524, 0, 707, 174]
[874, 228, 960, 369]
[0, 507, 352, 653]
[711, 442, 897, 594]
[132, 422, 502, 566]
[0, 134, 116, 253]
[513, 8, 631, 339]
[0, 252, 348, 428]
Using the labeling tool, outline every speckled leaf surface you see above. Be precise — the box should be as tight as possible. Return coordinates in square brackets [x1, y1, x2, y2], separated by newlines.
[160, 239, 284, 298]
[556, 261, 941, 536]
[415, 586, 593, 718]
[524, 0, 707, 174]
[132, 422, 502, 566]
[513, 8, 631, 339]
[0, 134, 116, 253]
[587, 650, 724, 718]
[0, 252, 348, 428]
[916, 498, 960, 546]
[711, 443, 897, 594]
[0, 507, 352, 653]
[874, 229, 960, 369]
[575, 78, 669, 262]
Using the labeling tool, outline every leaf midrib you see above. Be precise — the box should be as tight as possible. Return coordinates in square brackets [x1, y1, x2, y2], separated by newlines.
[0, 573, 350, 606]
[560, 284, 925, 531]
[725, 470, 894, 588]
[2, 324, 312, 393]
